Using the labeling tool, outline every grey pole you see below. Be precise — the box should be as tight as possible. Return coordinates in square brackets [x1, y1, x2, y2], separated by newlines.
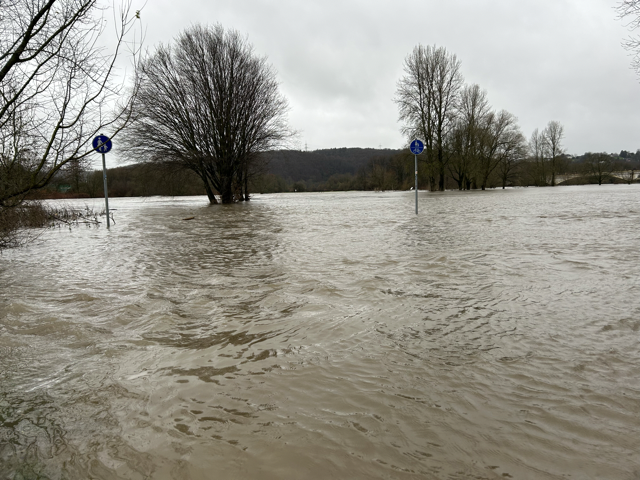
[415, 154, 418, 214]
[101, 152, 110, 228]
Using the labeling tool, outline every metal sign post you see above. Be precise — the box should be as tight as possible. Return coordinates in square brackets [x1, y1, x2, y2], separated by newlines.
[92, 134, 113, 228]
[410, 139, 424, 214]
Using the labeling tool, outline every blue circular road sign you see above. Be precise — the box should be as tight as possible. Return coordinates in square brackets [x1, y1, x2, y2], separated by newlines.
[410, 139, 424, 155]
[93, 135, 112, 154]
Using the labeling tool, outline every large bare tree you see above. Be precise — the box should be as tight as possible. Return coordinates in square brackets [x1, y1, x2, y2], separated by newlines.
[124, 24, 292, 204]
[475, 110, 525, 190]
[584, 152, 613, 185]
[542, 120, 565, 186]
[495, 118, 528, 189]
[448, 84, 490, 190]
[528, 128, 548, 186]
[396, 44, 463, 191]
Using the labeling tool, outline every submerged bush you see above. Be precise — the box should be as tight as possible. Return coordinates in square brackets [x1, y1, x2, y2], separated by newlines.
[0, 202, 104, 250]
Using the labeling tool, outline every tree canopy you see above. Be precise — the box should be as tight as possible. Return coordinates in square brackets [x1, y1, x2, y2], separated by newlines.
[124, 24, 292, 204]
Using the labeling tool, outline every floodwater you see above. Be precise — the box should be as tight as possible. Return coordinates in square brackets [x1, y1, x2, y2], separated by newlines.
[1, 186, 639, 479]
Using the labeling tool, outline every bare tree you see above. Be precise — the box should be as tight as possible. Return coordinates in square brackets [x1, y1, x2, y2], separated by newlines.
[123, 24, 292, 204]
[528, 128, 549, 186]
[448, 84, 490, 190]
[496, 123, 528, 189]
[476, 110, 525, 190]
[620, 167, 636, 184]
[396, 44, 463, 191]
[542, 120, 565, 186]
[584, 152, 613, 185]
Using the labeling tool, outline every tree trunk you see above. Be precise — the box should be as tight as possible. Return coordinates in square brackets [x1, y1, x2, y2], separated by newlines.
[437, 151, 445, 191]
[244, 169, 250, 201]
[203, 181, 218, 204]
[481, 174, 488, 190]
[221, 176, 234, 203]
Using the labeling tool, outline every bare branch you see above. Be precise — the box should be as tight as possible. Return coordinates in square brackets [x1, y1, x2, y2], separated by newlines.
[0, 0, 144, 207]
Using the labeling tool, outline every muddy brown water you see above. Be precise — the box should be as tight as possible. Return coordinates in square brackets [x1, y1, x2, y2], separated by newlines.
[1, 186, 639, 479]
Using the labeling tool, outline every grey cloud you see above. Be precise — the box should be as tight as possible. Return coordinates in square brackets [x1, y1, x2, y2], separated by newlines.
[136, 0, 640, 153]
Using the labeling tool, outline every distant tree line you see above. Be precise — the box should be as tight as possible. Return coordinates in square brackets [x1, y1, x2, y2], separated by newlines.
[36, 147, 638, 200]
[394, 44, 566, 191]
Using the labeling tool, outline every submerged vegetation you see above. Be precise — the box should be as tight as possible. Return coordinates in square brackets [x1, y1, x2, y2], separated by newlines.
[0, 203, 104, 250]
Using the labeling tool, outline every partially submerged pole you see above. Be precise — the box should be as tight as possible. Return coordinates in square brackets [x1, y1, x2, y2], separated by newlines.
[415, 153, 418, 215]
[101, 151, 110, 228]
[92, 134, 113, 228]
[410, 139, 424, 215]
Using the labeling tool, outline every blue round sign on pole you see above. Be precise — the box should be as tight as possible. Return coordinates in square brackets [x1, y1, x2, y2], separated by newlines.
[410, 139, 424, 155]
[92, 135, 112, 154]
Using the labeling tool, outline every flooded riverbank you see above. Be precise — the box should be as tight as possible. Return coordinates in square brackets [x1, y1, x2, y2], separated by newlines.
[1, 186, 639, 479]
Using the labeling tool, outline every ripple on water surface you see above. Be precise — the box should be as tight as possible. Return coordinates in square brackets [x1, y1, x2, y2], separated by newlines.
[1, 187, 639, 479]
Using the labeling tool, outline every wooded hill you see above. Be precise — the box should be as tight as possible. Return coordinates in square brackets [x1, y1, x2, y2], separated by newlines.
[262, 148, 402, 183]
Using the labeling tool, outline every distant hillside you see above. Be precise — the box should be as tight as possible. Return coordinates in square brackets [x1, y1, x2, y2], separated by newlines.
[262, 148, 403, 183]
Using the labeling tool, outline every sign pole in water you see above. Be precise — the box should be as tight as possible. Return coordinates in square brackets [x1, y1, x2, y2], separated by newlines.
[410, 139, 424, 214]
[92, 134, 113, 228]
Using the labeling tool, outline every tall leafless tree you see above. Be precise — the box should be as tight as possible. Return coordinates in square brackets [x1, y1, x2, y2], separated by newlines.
[123, 24, 292, 204]
[542, 120, 565, 186]
[448, 84, 490, 190]
[396, 44, 463, 191]
[584, 152, 613, 185]
[495, 121, 528, 189]
[529, 128, 549, 186]
[476, 110, 525, 190]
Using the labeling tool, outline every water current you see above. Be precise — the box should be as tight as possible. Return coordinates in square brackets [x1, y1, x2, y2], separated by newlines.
[1, 186, 639, 479]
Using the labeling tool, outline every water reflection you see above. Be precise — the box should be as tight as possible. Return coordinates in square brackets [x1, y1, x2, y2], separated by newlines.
[144, 326, 281, 350]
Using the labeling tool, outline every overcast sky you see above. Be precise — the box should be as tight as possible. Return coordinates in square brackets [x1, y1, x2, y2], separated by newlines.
[126, 0, 640, 155]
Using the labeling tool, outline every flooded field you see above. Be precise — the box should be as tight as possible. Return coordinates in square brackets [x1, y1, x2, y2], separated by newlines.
[1, 185, 639, 479]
